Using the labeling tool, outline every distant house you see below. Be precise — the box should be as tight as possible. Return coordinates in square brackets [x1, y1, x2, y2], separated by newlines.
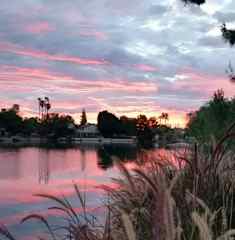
[76, 124, 100, 138]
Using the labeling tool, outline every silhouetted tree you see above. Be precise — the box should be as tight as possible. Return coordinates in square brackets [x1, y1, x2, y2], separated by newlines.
[80, 109, 87, 126]
[44, 97, 51, 119]
[120, 115, 137, 136]
[0, 109, 23, 135]
[11, 104, 20, 113]
[38, 98, 44, 120]
[159, 112, 169, 125]
[40, 113, 75, 138]
[22, 117, 40, 136]
[159, 113, 169, 125]
[136, 115, 155, 147]
[38, 97, 51, 120]
[148, 117, 158, 129]
[97, 111, 122, 137]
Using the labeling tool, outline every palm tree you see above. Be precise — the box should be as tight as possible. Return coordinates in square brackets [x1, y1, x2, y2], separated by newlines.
[37, 98, 43, 120]
[159, 113, 164, 125]
[163, 113, 169, 125]
[44, 97, 51, 119]
[40, 99, 45, 120]
[38, 97, 51, 120]
[159, 112, 169, 125]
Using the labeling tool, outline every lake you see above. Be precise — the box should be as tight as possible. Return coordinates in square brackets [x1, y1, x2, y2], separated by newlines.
[0, 145, 170, 239]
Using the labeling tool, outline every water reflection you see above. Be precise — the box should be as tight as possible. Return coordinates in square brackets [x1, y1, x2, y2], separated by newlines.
[0, 146, 139, 185]
[97, 145, 137, 169]
[0, 146, 176, 239]
[38, 149, 50, 184]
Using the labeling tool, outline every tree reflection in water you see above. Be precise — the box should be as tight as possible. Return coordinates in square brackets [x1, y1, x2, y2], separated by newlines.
[97, 145, 138, 170]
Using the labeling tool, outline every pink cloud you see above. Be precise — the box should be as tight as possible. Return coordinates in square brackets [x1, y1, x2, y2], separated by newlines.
[176, 67, 234, 97]
[134, 64, 158, 72]
[0, 65, 158, 94]
[0, 42, 108, 66]
[80, 31, 108, 40]
[0, 64, 190, 127]
[0, 64, 186, 126]
[24, 22, 54, 34]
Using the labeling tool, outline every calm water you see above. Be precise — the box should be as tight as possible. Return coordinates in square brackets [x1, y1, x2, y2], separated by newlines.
[0, 145, 167, 239]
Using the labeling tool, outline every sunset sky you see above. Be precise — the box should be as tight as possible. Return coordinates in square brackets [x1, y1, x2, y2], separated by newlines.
[0, 0, 235, 127]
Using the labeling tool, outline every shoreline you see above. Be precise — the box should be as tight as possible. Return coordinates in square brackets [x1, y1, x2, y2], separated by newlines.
[0, 136, 137, 147]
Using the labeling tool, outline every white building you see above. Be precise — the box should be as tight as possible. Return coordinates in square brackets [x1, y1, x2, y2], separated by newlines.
[76, 124, 100, 138]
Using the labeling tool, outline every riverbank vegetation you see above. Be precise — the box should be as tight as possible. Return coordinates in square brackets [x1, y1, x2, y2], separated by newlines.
[187, 89, 235, 144]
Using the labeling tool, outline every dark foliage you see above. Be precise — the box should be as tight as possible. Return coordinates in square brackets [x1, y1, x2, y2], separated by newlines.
[97, 111, 161, 146]
[221, 23, 235, 46]
[22, 117, 40, 136]
[80, 109, 87, 126]
[181, 0, 205, 5]
[0, 110, 24, 135]
[187, 89, 235, 143]
[97, 111, 123, 137]
[39, 113, 75, 138]
[120, 116, 137, 136]
[136, 115, 156, 147]
[226, 62, 235, 82]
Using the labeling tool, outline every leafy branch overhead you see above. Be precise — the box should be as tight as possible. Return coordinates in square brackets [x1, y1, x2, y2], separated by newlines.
[226, 61, 235, 83]
[181, 1, 235, 47]
[181, 0, 205, 5]
[221, 23, 235, 46]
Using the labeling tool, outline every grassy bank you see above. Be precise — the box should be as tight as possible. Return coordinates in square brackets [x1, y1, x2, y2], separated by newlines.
[1, 126, 235, 240]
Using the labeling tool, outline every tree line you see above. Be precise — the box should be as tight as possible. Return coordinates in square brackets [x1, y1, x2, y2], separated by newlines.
[187, 89, 235, 143]
[97, 110, 174, 147]
[0, 99, 174, 146]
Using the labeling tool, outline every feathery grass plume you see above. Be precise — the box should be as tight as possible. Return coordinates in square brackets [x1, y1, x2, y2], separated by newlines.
[120, 210, 136, 240]
[20, 184, 103, 240]
[192, 211, 212, 240]
[217, 229, 235, 240]
[21, 214, 57, 240]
